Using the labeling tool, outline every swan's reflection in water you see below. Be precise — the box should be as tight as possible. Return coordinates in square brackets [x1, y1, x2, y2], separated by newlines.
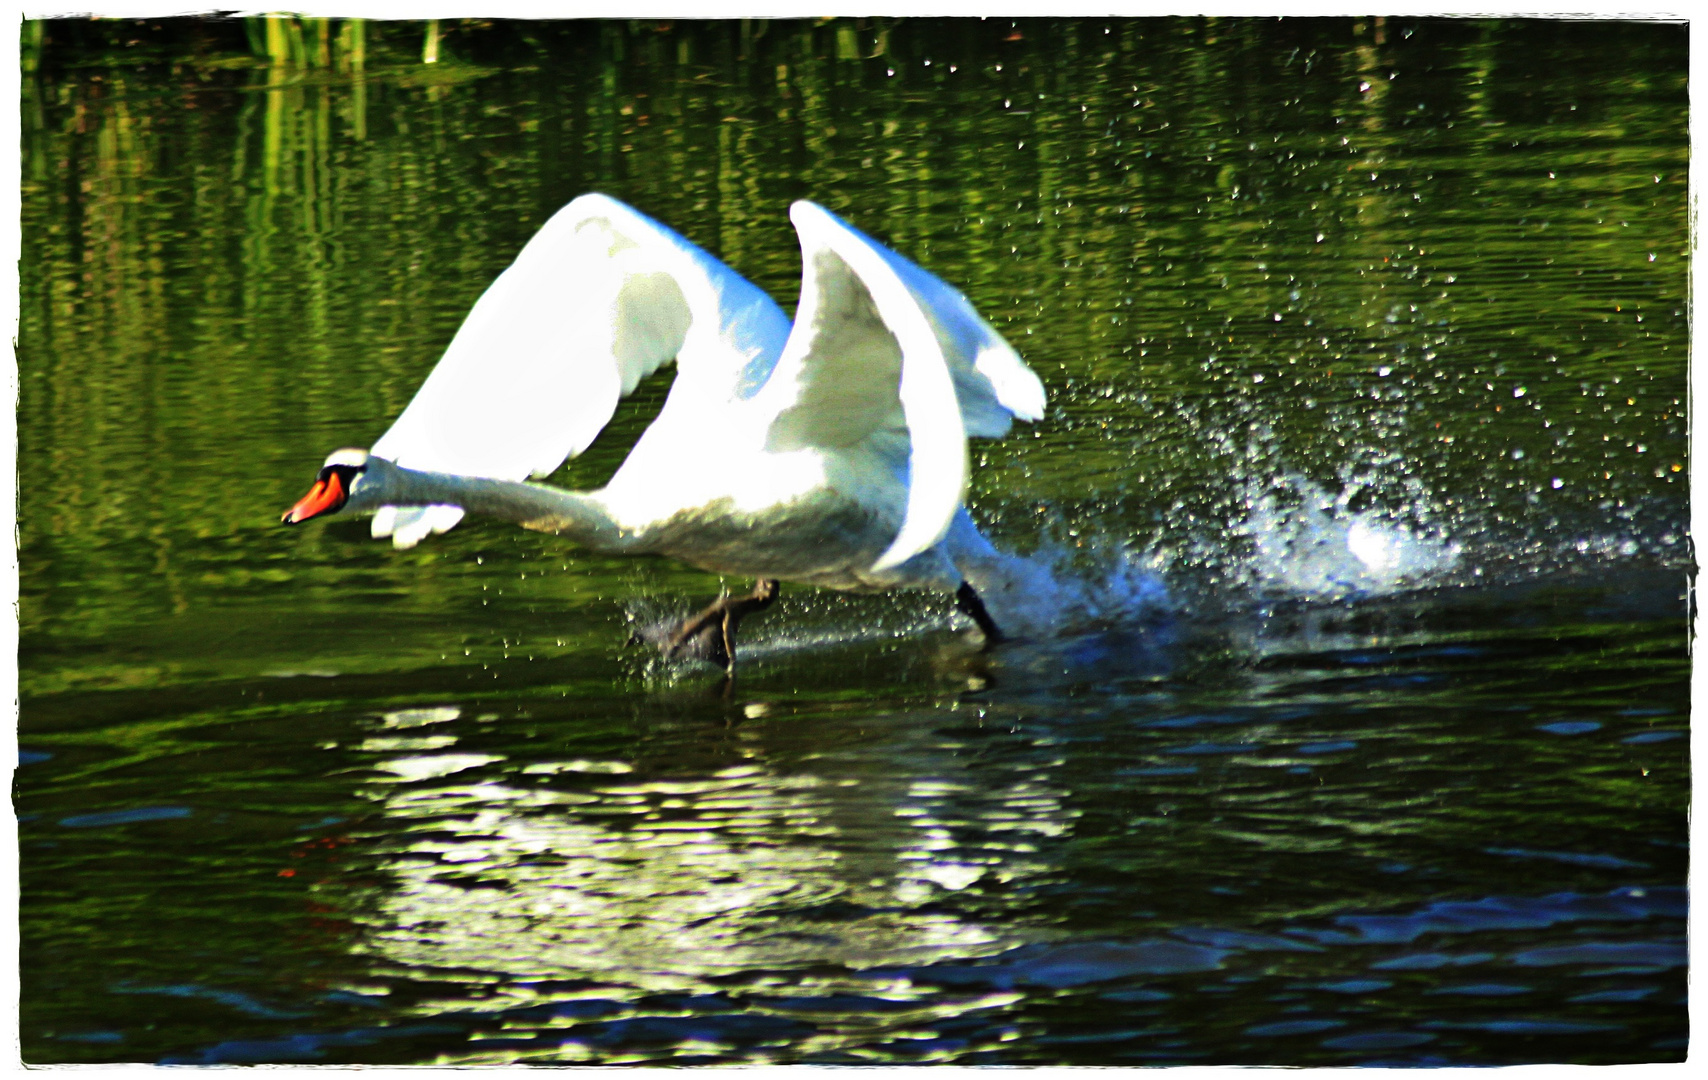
[347, 702, 1077, 1015]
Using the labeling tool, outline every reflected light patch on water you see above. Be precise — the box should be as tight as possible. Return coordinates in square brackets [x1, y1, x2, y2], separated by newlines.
[358, 767, 1022, 992]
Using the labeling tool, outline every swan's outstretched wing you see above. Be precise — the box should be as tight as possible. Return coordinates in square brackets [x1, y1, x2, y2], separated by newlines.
[765, 201, 1046, 572]
[368, 193, 791, 548]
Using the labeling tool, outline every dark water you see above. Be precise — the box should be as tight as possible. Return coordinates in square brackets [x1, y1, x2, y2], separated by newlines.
[16, 16, 1689, 1065]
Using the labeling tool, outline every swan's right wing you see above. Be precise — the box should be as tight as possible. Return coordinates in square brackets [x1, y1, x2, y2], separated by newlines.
[368, 193, 790, 548]
[764, 202, 1046, 572]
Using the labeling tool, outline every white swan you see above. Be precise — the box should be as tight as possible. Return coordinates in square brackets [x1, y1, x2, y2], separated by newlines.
[283, 194, 1046, 669]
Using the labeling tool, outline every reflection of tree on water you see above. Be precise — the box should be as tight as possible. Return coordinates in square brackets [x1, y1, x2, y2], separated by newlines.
[348, 704, 1079, 999]
[17, 16, 1686, 695]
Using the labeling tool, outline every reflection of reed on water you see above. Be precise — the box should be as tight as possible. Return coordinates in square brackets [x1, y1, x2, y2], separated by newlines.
[17, 16, 1686, 690]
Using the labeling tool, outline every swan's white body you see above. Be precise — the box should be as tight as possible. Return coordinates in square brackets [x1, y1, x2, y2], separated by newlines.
[291, 194, 1045, 600]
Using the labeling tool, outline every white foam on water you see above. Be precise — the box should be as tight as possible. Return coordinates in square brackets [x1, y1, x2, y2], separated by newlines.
[1233, 472, 1461, 599]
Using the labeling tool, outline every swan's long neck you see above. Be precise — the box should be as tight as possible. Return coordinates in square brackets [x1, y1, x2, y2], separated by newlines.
[361, 459, 631, 551]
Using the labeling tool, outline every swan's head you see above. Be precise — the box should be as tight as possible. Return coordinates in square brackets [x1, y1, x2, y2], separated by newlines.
[281, 448, 372, 524]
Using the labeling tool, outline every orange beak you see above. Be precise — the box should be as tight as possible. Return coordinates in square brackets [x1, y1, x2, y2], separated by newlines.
[281, 471, 348, 524]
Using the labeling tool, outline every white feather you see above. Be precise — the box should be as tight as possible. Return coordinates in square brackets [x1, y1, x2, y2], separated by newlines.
[375, 505, 465, 550]
[767, 202, 970, 572]
[323, 194, 1047, 595]
[369, 193, 789, 539]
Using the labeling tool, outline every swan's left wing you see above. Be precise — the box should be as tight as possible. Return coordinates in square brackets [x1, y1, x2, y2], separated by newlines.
[765, 202, 1046, 572]
[368, 193, 790, 548]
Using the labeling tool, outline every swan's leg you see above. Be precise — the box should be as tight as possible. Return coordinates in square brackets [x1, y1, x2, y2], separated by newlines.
[716, 578, 778, 670]
[663, 596, 736, 666]
[664, 579, 779, 671]
[955, 581, 1007, 647]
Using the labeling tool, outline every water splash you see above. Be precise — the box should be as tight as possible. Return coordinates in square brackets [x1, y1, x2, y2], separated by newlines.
[621, 537, 1173, 675]
[964, 539, 1173, 639]
[1232, 471, 1461, 599]
[627, 589, 943, 671]
[627, 460, 1475, 669]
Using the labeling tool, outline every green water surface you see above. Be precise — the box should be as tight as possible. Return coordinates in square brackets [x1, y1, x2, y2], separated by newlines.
[16, 16, 1688, 1066]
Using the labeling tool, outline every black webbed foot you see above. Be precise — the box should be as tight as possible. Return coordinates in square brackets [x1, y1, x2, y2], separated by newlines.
[659, 579, 780, 672]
